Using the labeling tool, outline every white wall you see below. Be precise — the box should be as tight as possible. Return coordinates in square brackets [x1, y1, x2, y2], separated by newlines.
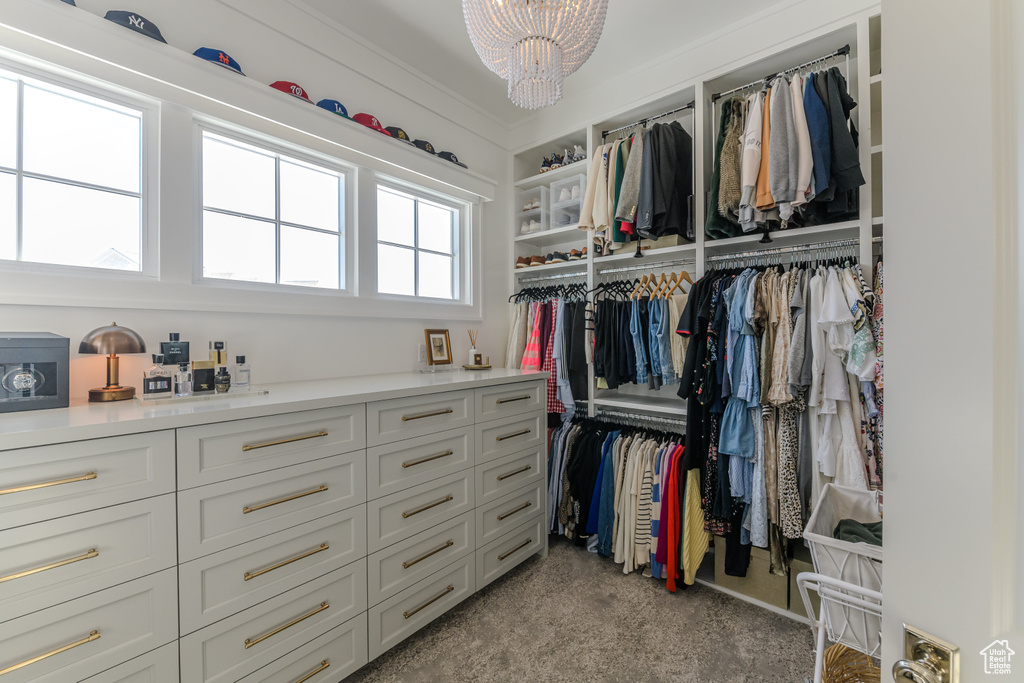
[0, 0, 513, 399]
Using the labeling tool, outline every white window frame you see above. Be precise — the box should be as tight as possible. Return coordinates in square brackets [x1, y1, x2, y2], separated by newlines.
[0, 57, 157, 279]
[195, 122, 355, 296]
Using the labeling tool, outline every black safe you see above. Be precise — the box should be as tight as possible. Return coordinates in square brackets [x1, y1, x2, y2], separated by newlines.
[0, 332, 70, 413]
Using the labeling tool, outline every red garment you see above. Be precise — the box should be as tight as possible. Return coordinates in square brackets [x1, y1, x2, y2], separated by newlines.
[665, 446, 683, 592]
[541, 302, 564, 413]
[520, 303, 543, 371]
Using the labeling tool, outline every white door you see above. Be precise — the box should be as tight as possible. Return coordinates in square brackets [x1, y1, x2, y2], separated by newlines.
[883, 0, 1024, 680]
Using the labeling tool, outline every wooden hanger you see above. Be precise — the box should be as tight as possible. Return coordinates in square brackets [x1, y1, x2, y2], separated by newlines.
[658, 272, 677, 299]
[630, 274, 649, 299]
[665, 269, 692, 297]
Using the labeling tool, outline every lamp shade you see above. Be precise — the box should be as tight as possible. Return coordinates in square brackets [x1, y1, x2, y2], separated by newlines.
[78, 323, 146, 355]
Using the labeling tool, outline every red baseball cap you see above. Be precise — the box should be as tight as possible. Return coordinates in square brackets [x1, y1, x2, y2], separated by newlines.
[353, 113, 392, 136]
[270, 81, 311, 103]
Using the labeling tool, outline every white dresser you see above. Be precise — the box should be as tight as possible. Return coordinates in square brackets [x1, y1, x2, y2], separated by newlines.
[0, 370, 547, 682]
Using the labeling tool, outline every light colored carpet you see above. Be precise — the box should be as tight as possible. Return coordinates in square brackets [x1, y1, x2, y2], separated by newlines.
[348, 538, 816, 682]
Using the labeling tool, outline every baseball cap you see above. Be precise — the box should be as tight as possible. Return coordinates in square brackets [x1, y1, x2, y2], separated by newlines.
[270, 81, 311, 103]
[104, 11, 166, 43]
[316, 99, 350, 118]
[353, 113, 392, 136]
[413, 139, 437, 155]
[384, 126, 414, 145]
[438, 151, 468, 169]
[193, 48, 244, 76]
[60, 0, 76, 5]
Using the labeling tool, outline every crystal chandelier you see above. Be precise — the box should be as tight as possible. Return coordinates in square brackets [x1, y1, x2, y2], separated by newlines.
[462, 0, 608, 110]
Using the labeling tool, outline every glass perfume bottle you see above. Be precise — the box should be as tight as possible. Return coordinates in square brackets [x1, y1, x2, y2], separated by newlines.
[143, 354, 172, 395]
[215, 366, 231, 393]
[161, 332, 190, 365]
[210, 341, 227, 365]
[234, 356, 250, 389]
[174, 362, 193, 397]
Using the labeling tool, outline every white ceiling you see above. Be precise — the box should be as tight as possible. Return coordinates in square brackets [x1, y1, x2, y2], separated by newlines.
[300, 0, 793, 126]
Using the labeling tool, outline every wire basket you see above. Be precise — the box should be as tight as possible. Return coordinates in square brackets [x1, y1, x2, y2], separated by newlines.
[822, 643, 881, 683]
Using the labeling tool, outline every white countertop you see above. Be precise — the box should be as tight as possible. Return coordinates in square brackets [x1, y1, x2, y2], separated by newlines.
[0, 369, 547, 451]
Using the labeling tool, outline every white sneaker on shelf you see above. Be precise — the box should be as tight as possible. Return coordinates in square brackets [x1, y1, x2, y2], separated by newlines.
[520, 221, 530, 234]
[532, 199, 542, 210]
[528, 220, 541, 232]
[572, 145, 587, 163]
[571, 184, 580, 200]
[559, 188, 571, 202]
[523, 202, 533, 212]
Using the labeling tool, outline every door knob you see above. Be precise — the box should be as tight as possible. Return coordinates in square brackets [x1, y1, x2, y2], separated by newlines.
[892, 625, 959, 683]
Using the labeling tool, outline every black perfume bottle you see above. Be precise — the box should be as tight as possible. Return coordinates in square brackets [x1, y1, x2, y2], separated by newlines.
[160, 333, 190, 365]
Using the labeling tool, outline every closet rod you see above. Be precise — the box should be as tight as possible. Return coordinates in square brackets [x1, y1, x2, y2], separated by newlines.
[595, 408, 686, 428]
[515, 270, 587, 284]
[595, 256, 695, 276]
[704, 235, 881, 264]
[711, 44, 851, 102]
[601, 101, 695, 139]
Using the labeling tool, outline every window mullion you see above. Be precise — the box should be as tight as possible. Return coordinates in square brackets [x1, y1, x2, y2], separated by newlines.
[413, 199, 420, 297]
[275, 156, 281, 286]
[15, 79, 23, 261]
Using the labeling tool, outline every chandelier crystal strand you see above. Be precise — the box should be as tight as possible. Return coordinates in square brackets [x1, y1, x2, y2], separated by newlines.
[463, 0, 608, 109]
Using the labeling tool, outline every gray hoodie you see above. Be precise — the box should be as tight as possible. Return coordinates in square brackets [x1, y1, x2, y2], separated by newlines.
[768, 74, 798, 219]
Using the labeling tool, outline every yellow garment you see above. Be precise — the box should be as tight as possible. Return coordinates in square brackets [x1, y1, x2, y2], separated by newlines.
[682, 468, 711, 585]
[755, 86, 776, 211]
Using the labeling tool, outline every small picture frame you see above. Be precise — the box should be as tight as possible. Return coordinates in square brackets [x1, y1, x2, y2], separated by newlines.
[424, 329, 453, 366]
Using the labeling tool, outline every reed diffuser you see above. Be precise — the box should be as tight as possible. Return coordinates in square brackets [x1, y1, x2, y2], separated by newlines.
[468, 330, 479, 366]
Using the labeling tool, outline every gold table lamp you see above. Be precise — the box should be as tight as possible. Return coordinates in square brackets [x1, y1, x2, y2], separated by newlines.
[79, 322, 146, 402]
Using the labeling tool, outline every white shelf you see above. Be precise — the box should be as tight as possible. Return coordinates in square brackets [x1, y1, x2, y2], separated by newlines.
[514, 259, 587, 276]
[551, 197, 582, 211]
[703, 219, 861, 251]
[514, 161, 588, 190]
[871, 144, 883, 155]
[593, 395, 687, 417]
[872, 216, 884, 225]
[514, 224, 586, 247]
[595, 243, 696, 267]
[516, 208, 542, 218]
[870, 73, 883, 84]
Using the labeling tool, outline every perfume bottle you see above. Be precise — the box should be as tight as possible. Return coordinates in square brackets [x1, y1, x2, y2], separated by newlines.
[210, 341, 227, 365]
[142, 354, 172, 395]
[234, 355, 250, 389]
[215, 366, 231, 393]
[174, 362, 193, 397]
[161, 333, 190, 365]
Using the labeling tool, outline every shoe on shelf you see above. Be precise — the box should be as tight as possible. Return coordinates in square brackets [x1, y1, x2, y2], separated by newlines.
[529, 255, 545, 267]
[568, 249, 582, 260]
[539, 156, 552, 173]
[520, 221, 530, 234]
[550, 251, 568, 263]
[571, 184, 580, 200]
[572, 145, 587, 163]
[528, 220, 541, 232]
[563, 148, 572, 165]
[543, 253, 555, 264]
[515, 256, 530, 269]
[581, 246, 588, 258]
[559, 187, 572, 202]
[522, 202, 533, 212]
[550, 153, 563, 170]
[531, 199, 542, 210]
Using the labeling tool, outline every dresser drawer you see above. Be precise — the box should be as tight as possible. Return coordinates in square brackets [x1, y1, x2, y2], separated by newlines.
[474, 412, 545, 465]
[367, 470, 474, 553]
[177, 405, 366, 489]
[82, 642, 178, 682]
[0, 569, 176, 683]
[0, 495, 176, 624]
[367, 426, 473, 500]
[474, 381, 545, 422]
[476, 481, 545, 546]
[180, 559, 367, 683]
[367, 390, 473, 446]
[178, 452, 365, 561]
[367, 511, 474, 607]
[476, 513, 545, 589]
[368, 554, 474, 659]
[179, 506, 367, 634]
[0, 431, 175, 531]
[236, 614, 368, 683]
[475, 446, 545, 505]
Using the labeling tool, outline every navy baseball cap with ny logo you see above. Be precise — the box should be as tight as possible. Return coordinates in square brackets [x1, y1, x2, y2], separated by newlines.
[104, 11, 166, 43]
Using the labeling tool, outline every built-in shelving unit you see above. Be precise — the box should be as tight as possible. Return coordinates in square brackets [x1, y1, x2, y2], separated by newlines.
[513, 225, 583, 247]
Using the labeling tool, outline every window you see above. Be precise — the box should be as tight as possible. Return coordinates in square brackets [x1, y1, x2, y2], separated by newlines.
[376, 185, 459, 300]
[0, 67, 145, 271]
[201, 130, 347, 290]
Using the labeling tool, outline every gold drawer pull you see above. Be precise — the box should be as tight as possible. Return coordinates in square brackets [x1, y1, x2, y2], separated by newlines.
[244, 602, 329, 649]
[0, 630, 100, 676]
[402, 540, 454, 569]
[243, 485, 329, 514]
[293, 660, 330, 683]
[242, 431, 328, 452]
[402, 450, 454, 469]
[0, 548, 99, 584]
[498, 538, 532, 561]
[496, 395, 531, 405]
[496, 429, 530, 442]
[401, 408, 454, 422]
[0, 472, 96, 496]
[496, 501, 532, 521]
[402, 495, 453, 519]
[403, 585, 454, 619]
[496, 465, 532, 481]
[244, 543, 329, 581]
